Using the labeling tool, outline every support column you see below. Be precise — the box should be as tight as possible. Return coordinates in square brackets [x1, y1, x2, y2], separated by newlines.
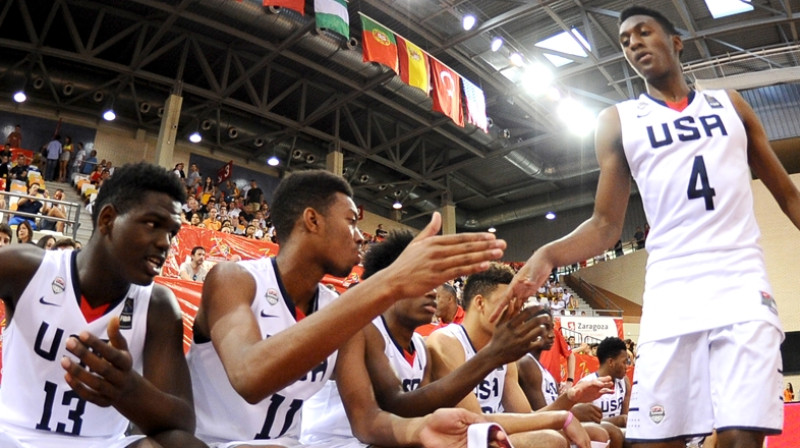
[326, 149, 344, 176]
[441, 203, 456, 235]
[154, 93, 183, 169]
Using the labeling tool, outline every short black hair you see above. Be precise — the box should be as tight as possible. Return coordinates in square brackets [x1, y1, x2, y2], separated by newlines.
[362, 230, 414, 279]
[462, 262, 514, 310]
[36, 235, 56, 249]
[619, 6, 679, 36]
[439, 283, 457, 300]
[191, 246, 206, 255]
[92, 162, 187, 227]
[0, 223, 12, 238]
[597, 337, 628, 364]
[271, 170, 353, 245]
[54, 238, 77, 249]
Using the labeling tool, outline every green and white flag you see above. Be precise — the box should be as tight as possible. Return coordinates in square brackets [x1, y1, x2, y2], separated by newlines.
[315, 0, 349, 37]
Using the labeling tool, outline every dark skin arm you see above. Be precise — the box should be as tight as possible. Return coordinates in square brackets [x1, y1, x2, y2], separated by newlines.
[61, 284, 196, 434]
[368, 307, 548, 417]
[0, 244, 45, 319]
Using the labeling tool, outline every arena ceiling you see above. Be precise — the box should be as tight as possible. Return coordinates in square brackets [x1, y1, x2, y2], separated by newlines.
[1, 0, 798, 230]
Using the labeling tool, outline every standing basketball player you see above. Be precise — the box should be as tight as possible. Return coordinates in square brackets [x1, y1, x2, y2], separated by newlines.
[502, 6, 800, 448]
[187, 170, 506, 447]
[0, 163, 204, 448]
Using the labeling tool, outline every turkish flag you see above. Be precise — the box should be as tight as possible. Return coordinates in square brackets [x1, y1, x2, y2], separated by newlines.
[430, 58, 464, 127]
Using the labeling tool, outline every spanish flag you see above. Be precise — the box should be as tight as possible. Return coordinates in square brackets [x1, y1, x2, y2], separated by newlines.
[263, 0, 304, 15]
[360, 14, 398, 74]
[397, 36, 430, 94]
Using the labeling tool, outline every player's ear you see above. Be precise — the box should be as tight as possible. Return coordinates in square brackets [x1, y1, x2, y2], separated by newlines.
[302, 207, 321, 234]
[673, 35, 683, 57]
[97, 203, 118, 236]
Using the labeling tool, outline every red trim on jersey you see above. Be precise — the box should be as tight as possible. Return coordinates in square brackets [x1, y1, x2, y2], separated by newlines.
[295, 306, 307, 322]
[403, 349, 417, 367]
[665, 96, 689, 112]
[80, 295, 111, 323]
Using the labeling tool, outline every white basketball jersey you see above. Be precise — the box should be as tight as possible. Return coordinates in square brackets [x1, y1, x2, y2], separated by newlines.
[0, 250, 150, 441]
[437, 324, 505, 414]
[616, 90, 781, 343]
[187, 257, 338, 444]
[301, 315, 427, 445]
[580, 372, 626, 419]
[527, 353, 559, 406]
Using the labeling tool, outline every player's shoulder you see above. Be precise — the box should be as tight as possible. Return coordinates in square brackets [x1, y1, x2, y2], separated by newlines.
[147, 282, 182, 322]
[0, 244, 47, 297]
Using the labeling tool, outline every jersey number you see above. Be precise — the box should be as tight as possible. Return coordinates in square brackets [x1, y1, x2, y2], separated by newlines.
[36, 381, 86, 435]
[255, 393, 303, 439]
[687, 155, 716, 210]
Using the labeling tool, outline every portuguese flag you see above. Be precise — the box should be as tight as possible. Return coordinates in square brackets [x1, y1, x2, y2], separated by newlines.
[263, 0, 305, 15]
[360, 14, 398, 74]
[397, 36, 430, 94]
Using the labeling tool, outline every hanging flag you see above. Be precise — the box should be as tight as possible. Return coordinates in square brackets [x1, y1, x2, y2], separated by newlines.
[397, 36, 430, 94]
[263, 0, 304, 15]
[360, 14, 399, 74]
[315, 0, 349, 37]
[462, 78, 488, 133]
[430, 58, 464, 127]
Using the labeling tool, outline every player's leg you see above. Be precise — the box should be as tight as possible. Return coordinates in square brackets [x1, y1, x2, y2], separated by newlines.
[598, 421, 624, 448]
[146, 430, 210, 448]
[509, 429, 568, 448]
[626, 333, 713, 448]
[708, 321, 783, 448]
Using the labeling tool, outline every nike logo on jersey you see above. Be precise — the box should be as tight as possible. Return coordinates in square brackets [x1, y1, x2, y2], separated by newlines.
[39, 296, 60, 307]
[260, 310, 278, 318]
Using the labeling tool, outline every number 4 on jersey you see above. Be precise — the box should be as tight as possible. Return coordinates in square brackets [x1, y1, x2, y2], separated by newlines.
[687, 155, 716, 210]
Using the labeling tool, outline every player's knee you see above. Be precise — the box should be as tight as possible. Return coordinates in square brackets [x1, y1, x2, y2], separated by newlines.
[715, 429, 764, 448]
[510, 429, 568, 448]
[145, 429, 208, 448]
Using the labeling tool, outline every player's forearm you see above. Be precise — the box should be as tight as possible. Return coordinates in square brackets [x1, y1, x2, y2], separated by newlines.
[116, 373, 195, 434]
[536, 217, 621, 269]
[484, 410, 570, 435]
[604, 415, 626, 427]
[541, 393, 577, 411]
[350, 408, 425, 446]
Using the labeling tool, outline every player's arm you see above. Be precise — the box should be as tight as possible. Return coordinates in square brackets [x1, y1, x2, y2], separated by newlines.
[62, 285, 196, 435]
[495, 107, 631, 318]
[729, 89, 800, 230]
[425, 330, 484, 413]
[337, 330, 487, 448]
[0, 244, 44, 318]
[500, 361, 534, 413]
[203, 213, 506, 404]
[372, 307, 547, 417]
[517, 355, 549, 410]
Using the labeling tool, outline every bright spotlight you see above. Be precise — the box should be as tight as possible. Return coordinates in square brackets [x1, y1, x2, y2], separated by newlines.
[102, 109, 116, 121]
[509, 52, 524, 67]
[487, 227, 496, 233]
[545, 211, 556, 220]
[267, 155, 280, 166]
[13, 91, 27, 103]
[523, 62, 554, 96]
[462, 14, 476, 31]
[557, 98, 596, 136]
[392, 200, 403, 210]
[491, 37, 504, 52]
[189, 132, 202, 143]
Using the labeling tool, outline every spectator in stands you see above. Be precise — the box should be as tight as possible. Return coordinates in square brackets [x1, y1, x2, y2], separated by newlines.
[0, 223, 12, 247]
[173, 162, 186, 179]
[568, 336, 577, 348]
[89, 164, 103, 184]
[203, 208, 222, 231]
[6, 124, 22, 148]
[784, 383, 794, 403]
[39, 188, 69, 232]
[58, 135, 73, 182]
[44, 134, 62, 181]
[0, 149, 10, 192]
[71, 142, 86, 179]
[15, 220, 33, 244]
[518, 307, 622, 448]
[9, 153, 28, 189]
[375, 223, 388, 239]
[578, 337, 630, 430]
[189, 213, 202, 227]
[9, 183, 50, 229]
[244, 223, 257, 239]
[416, 283, 465, 337]
[244, 179, 262, 210]
[187, 163, 201, 188]
[36, 234, 57, 250]
[54, 237, 77, 250]
[179, 246, 209, 282]
[228, 197, 243, 219]
[81, 149, 98, 174]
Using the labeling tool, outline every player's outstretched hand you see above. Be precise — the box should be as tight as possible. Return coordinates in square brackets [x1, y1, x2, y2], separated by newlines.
[484, 305, 547, 364]
[61, 316, 138, 408]
[566, 375, 614, 403]
[380, 212, 505, 301]
[563, 412, 592, 448]
[418, 408, 508, 448]
[489, 251, 552, 322]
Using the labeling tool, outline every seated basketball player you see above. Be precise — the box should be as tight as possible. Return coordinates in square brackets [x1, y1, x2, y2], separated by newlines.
[187, 170, 507, 447]
[517, 308, 623, 448]
[577, 337, 630, 429]
[0, 162, 204, 448]
[428, 263, 615, 448]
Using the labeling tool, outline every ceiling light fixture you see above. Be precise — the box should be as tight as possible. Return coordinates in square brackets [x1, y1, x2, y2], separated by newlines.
[102, 109, 116, 121]
[487, 227, 496, 233]
[509, 52, 524, 67]
[13, 90, 27, 103]
[462, 14, 476, 31]
[267, 155, 280, 166]
[491, 37, 504, 52]
[189, 131, 202, 143]
[392, 199, 403, 210]
[545, 211, 556, 220]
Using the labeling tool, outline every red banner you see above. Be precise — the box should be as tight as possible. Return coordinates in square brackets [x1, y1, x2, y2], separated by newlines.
[216, 160, 233, 185]
[263, 0, 304, 14]
[154, 277, 203, 354]
[430, 58, 464, 127]
[0, 301, 5, 382]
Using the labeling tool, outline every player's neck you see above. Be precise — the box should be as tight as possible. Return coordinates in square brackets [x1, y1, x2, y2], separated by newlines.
[645, 77, 691, 104]
[383, 313, 415, 350]
[274, 250, 323, 310]
[461, 315, 491, 351]
[596, 364, 613, 378]
[74, 246, 130, 306]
